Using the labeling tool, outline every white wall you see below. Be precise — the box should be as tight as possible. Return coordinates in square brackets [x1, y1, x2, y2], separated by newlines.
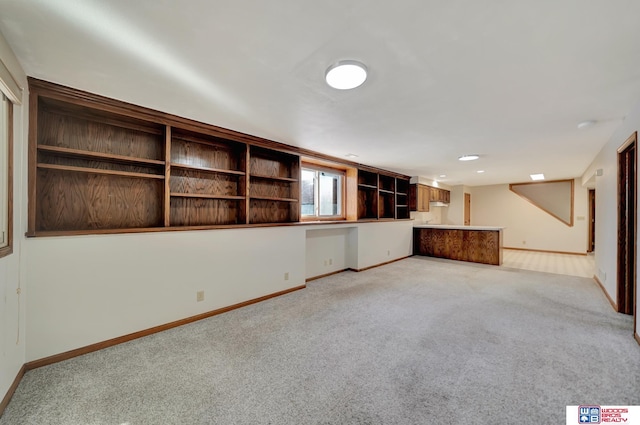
[582, 100, 640, 335]
[469, 180, 589, 253]
[26, 227, 305, 361]
[305, 221, 414, 279]
[26, 220, 414, 362]
[445, 185, 471, 225]
[306, 227, 352, 278]
[0, 30, 27, 404]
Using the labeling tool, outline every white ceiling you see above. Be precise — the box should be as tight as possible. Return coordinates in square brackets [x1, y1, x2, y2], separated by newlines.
[2, 0, 640, 186]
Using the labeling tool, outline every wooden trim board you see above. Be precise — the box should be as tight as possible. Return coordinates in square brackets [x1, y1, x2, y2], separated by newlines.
[635, 331, 640, 346]
[0, 364, 25, 417]
[593, 275, 617, 312]
[306, 269, 349, 282]
[25, 285, 305, 371]
[350, 256, 411, 272]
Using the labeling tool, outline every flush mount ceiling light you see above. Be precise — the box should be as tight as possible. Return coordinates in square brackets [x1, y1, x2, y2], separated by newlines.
[476, 170, 485, 174]
[325, 60, 368, 90]
[458, 154, 480, 161]
[530, 173, 545, 181]
[345, 153, 359, 158]
[439, 174, 447, 178]
[577, 119, 597, 129]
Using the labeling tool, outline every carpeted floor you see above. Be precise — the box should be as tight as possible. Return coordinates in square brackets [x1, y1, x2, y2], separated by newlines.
[1, 257, 638, 424]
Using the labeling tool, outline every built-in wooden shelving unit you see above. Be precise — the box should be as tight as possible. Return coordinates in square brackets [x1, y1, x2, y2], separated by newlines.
[356, 169, 410, 220]
[27, 78, 411, 236]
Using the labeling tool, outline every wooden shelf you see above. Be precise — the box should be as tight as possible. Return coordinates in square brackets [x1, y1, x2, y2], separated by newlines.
[358, 183, 377, 190]
[250, 174, 298, 182]
[38, 145, 165, 166]
[379, 189, 395, 195]
[170, 193, 245, 200]
[250, 196, 298, 202]
[37, 163, 165, 179]
[170, 162, 245, 175]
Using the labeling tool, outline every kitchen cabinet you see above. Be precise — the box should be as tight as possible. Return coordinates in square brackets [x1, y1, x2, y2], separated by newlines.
[410, 184, 430, 212]
[413, 225, 503, 265]
[429, 187, 450, 203]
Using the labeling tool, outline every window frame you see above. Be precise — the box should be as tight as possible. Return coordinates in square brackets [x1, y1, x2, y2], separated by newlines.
[300, 163, 346, 221]
[0, 93, 13, 258]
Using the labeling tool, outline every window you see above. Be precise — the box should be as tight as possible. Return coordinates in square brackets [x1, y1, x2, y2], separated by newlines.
[301, 166, 344, 219]
[0, 93, 12, 258]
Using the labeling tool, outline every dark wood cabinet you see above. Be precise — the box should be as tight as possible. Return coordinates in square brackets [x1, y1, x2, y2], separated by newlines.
[413, 227, 502, 265]
[28, 78, 410, 236]
[409, 184, 431, 212]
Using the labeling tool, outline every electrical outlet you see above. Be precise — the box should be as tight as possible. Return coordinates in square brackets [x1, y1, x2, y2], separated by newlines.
[284, 272, 289, 281]
[387, 250, 390, 256]
[196, 291, 205, 302]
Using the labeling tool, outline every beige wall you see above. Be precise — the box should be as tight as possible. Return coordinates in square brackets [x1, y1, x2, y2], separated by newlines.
[0, 29, 27, 405]
[582, 99, 640, 335]
[469, 180, 589, 253]
[26, 221, 414, 362]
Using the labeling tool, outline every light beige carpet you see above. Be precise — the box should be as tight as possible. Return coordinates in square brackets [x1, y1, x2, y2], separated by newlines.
[1, 256, 637, 424]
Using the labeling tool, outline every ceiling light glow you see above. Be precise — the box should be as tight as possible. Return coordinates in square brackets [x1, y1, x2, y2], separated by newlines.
[530, 173, 545, 181]
[325, 60, 368, 90]
[476, 170, 485, 173]
[345, 153, 359, 158]
[577, 120, 597, 129]
[458, 154, 480, 161]
[439, 174, 447, 178]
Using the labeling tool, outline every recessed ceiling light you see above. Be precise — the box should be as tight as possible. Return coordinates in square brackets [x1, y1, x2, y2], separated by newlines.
[476, 170, 485, 174]
[345, 153, 359, 158]
[530, 173, 545, 181]
[439, 174, 447, 178]
[458, 154, 480, 161]
[577, 120, 597, 129]
[325, 60, 368, 90]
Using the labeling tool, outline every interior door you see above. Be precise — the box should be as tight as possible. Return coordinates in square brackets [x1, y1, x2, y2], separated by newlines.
[588, 189, 595, 252]
[464, 193, 471, 225]
[617, 133, 636, 316]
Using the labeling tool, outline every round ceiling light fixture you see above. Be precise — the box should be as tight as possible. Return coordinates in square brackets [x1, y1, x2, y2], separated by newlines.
[325, 60, 368, 90]
[458, 154, 480, 161]
[577, 119, 597, 129]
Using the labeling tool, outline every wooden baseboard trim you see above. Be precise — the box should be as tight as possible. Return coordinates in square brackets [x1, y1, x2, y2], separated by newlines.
[0, 364, 25, 418]
[503, 247, 587, 256]
[593, 275, 617, 312]
[25, 285, 306, 371]
[635, 331, 640, 346]
[306, 269, 349, 282]
[351, 256, 411, 272]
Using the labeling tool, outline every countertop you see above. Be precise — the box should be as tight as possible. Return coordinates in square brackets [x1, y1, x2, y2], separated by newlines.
[413, 224, 505, 231]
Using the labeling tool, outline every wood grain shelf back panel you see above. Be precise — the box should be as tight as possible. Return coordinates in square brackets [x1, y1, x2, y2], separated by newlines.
[36, 168, 163, 231]
[170, 197, 245, 226]
[38, 107, 164, 161]
[171, 134, 245, 173]
[170, 168, 242, 197]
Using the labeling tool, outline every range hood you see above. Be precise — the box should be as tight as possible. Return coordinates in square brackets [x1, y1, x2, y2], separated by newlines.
[430, 201, 449, 207]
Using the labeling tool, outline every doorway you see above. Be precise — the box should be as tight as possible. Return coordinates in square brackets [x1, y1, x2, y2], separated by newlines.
[617, 132, 636, 316]
[464, 193, 471, 226]
[588, 189, 595, 253]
